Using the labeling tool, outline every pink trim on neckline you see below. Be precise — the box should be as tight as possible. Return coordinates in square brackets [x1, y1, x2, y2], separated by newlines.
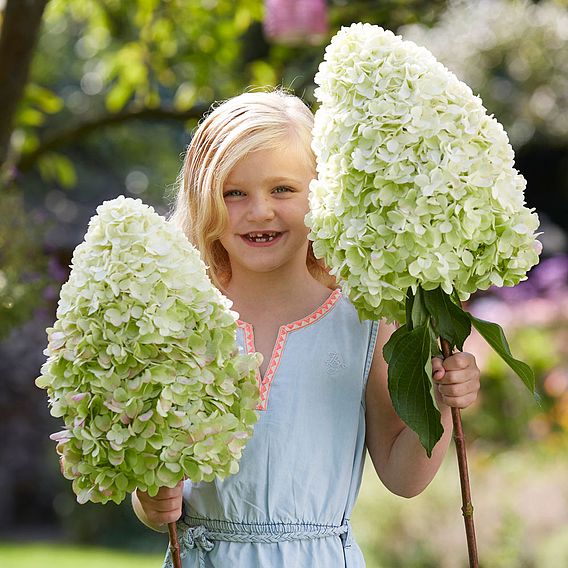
[237, 288, 341, 411]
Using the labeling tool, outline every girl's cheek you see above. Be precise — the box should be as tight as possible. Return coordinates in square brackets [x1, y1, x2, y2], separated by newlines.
[225, 203, 242, 223]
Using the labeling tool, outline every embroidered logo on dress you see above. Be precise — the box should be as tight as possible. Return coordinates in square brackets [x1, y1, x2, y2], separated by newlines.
[325, 352, 346, 374]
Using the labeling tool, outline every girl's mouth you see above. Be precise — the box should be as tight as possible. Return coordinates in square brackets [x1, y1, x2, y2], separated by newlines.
[241, 231, 283, 245]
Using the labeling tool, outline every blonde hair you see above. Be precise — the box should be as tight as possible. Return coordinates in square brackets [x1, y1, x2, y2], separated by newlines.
[170, 89, 335, 290]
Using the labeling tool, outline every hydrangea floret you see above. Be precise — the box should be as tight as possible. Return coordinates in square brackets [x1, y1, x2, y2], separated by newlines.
[307, 23, 540, 454]
[307, 22, 540, 326]
[36, 196, 261, 505]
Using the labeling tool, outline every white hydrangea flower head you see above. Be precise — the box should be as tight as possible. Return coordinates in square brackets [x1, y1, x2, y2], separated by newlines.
[306, 23, 541, 323]
[36, 196, 261, 505]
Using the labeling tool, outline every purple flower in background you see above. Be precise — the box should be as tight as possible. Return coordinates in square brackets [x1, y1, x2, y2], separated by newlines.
[48, 255, 69, 283]
[470, 255, 568, 328]
[264, 0, 328, 45]
[531, 255, 568, 294]
[491, 255, 568, 302]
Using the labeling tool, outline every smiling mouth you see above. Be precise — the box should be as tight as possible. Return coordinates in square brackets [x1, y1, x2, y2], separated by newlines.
[243, 232, 282, 243]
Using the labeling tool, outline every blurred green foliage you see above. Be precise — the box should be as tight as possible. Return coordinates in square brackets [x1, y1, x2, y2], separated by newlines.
[463, 325, 565, 446]
[12, 0, 263, 183]
[461, 256, 568, 446]
[352, 442, 568, 568]
[0, 190, 47, 339]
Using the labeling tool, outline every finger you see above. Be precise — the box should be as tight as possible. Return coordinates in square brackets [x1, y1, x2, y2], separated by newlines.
[137, 490, 174, 502]
[437, 391, 478, 409]
[150, 501, 181, 514]
[439, 368, 481, 385]
[431, 356, 445, 381]
[137, 485, 183, 504]
[154, 482, 184, 498]
[147, 505, 183, 526]
[443, 352, 476, 372]
[437, 380, 478, 398]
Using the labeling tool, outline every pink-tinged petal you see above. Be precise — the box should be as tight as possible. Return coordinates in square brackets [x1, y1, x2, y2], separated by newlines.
[103, 399, 123, 413]
[71, 393, 88, 403]
[109, 453, 124, 466]
[74, 416, 86, 428]
[50, 430, 70, 442]
[139, 410, 154, 422]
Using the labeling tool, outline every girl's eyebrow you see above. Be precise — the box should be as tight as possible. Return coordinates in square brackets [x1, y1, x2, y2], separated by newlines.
[225, 176, 305, 186]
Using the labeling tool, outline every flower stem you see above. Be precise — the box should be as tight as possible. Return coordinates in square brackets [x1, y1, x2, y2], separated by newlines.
[168, 521, 182, 568]
[441, 337, 479, 568]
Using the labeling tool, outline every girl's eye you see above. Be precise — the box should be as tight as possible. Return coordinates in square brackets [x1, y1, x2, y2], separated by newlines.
[223, 190, 244, 198]
[273, 186, 293, 194]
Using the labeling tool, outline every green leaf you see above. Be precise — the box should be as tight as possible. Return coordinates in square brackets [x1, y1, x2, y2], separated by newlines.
[37, 153, 77, 188]
[467, 314, 535, 393]
[17, 107, 45, 127]
[411, 287, 429, 329]
[174, 82, 197, 111]
[405, 288, 414, 330]
[26, 83, 63, 114]
[19, 131, 39, 153]
[387, 324, 443, 456]
[106, 82, 133, 113]
[52, 154, 77, 188]
[382, 324, 408, 363]
[422, 286, 471, 350]
[249, 60, 278, 87]
[427, 321, 442, 358]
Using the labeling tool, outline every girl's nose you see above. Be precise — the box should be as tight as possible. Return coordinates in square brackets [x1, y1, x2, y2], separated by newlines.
[247, 195, 275, 222]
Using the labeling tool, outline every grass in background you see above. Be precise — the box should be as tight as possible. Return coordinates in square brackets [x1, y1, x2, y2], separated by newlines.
[0, 543, 164, 568]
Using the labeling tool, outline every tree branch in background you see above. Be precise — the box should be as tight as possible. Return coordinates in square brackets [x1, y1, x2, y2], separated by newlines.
[16, 103, 211, 172]
[0, 0, 50, 172]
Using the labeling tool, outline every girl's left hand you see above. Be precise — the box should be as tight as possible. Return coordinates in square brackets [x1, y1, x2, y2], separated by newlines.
[431, 352, 480, 409]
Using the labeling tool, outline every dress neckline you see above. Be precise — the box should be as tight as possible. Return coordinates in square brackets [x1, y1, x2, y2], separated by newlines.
[237, 288, 342, 410]
[236, 288, 341, 328]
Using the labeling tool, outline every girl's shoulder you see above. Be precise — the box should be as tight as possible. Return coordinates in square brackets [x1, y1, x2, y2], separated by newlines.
[333, 289, 379, 324]
[327, 290, 380, 348]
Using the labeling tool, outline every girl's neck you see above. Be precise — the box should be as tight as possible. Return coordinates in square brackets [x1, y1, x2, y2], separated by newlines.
[223, 266, 332, 325]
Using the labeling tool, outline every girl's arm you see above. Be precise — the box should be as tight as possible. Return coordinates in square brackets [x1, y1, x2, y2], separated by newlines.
[364, 321, 480, 498]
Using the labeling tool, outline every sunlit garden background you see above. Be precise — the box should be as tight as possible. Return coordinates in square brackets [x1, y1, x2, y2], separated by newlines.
[1, 0, 567, 566]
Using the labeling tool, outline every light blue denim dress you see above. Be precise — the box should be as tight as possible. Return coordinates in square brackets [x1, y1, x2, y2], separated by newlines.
[164, 290, 379, 568]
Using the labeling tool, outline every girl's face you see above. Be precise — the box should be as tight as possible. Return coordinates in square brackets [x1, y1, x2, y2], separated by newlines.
[219, 140, 314, 279]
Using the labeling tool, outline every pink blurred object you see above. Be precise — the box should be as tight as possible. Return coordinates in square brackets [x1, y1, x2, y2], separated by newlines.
[264, 0, 328, 45]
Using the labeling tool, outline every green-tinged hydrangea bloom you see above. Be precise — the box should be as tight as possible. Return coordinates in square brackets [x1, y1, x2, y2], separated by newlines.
[36, 196, 261, 505]
[306, 23, 541, 323]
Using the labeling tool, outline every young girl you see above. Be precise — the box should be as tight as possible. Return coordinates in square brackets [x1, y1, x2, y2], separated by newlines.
[132, 90, 481, 567]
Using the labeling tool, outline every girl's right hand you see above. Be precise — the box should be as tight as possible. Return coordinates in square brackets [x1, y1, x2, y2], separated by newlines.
[134, 480, 184, 530]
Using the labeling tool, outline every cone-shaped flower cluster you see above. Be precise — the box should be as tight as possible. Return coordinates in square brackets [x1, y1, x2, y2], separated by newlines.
[306, 23, 541, 323]
[36, 196, 261, 505]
